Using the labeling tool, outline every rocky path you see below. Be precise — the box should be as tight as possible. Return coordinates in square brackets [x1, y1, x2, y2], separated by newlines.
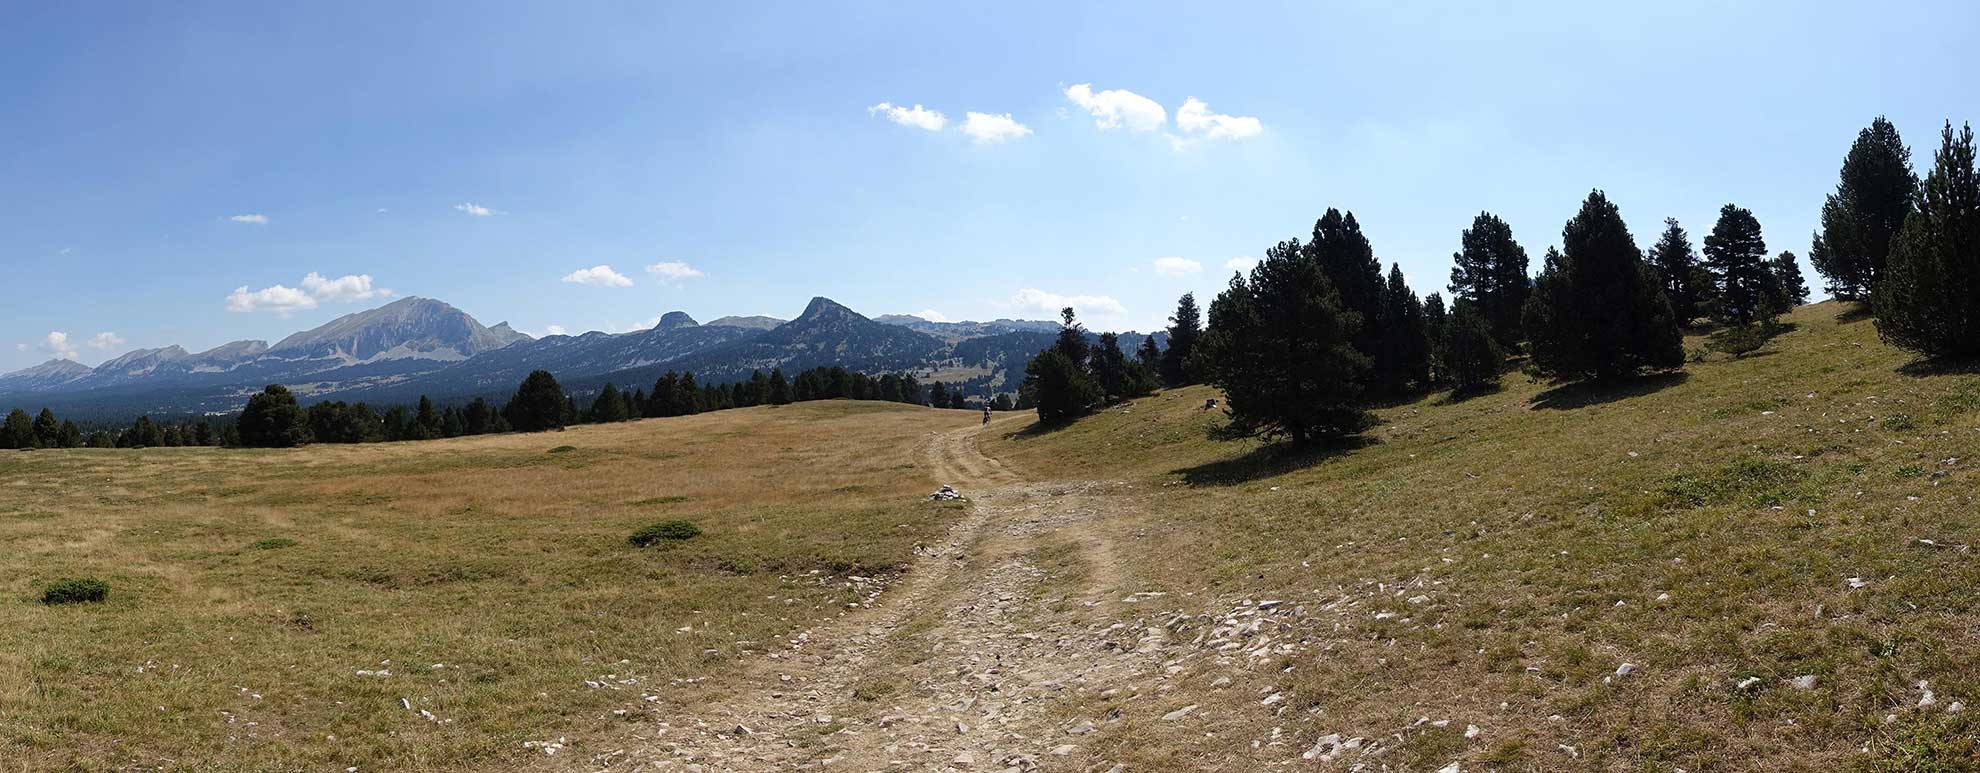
[588, 418, 1177, 772]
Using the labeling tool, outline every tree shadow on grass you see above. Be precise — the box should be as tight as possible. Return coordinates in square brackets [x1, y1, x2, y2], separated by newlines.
[1835, 303, 1875, 324]
[1173, 435, 1375, 487]
[1528, 371, 1689, 411]
[1896, 357, 1980, 378]
[1436, 383, 1504, 405]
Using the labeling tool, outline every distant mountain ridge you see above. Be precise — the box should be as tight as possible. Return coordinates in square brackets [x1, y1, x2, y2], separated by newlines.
[1, 296, 1160, 419]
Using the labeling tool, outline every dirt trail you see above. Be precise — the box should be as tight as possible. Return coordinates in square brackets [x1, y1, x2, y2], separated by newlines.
[593, 417, 1175, 772]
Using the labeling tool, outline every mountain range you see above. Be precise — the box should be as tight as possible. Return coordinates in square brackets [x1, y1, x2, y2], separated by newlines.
[1, 296, 1162, 419]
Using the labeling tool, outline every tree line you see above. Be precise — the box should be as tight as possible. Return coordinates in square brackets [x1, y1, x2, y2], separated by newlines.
[1026, 114, 1972, 445]
[4, 363, 993, 450]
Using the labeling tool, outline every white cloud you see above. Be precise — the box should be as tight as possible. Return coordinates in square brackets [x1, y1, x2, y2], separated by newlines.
[543, 324, 568, 337]
[226, 272, 391, 315]
[226, 284, 318, 316]
[300, 272, 388, 302]
[1174, 97, 1264, 142]
[454, 202, 497, 217]
[1225, 256, 1260, 273]
[868, 102, 947, 131]
[229, 213, 269, 224]
[646, 261, 705, 281]
[908, 309, 952, 323]
[960, 112, 1032, 144]
[41, 331, 79, 360]
[1063, 83, 1166, 132]
[87, 332, 125, 350]
[1153, 256, 1202, 277]
[13, 344, 25, 352]
[561, 265, 634, 287]
[1011, 288, 1127, 317]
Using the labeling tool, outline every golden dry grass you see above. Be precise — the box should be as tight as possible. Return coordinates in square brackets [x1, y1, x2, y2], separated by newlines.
[0, 400, 976, 771]
[984, 301, 1980, 771]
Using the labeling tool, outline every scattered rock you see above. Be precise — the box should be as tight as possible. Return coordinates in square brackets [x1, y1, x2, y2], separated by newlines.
[1790, 675, 1818, 690]
[1614, 663, 1637, 679]
[928, 485, 966, 501]
[1919, 681, 1937, 708]
[1161, 704, 1199, 721]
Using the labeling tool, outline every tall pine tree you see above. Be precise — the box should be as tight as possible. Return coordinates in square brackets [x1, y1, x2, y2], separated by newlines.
[1195, 239, 1370, 445]
[1703, 204, 1772, 325]
[1447, 212, 1532, 349]
[1522, 191, 1685, 382]
[1647, 218, 1706, 324]
[1769, 252, 1810, 309]
[1874, 121, 1980, 358]
[1816, 116, 1918, 301]
[1161, 293, 1202, 386]
[1303, 210, 1387, 390]
[1373, 263, 1431, 395]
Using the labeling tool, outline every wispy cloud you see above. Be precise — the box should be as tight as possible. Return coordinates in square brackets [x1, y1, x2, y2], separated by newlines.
[453, 202, 498, 217]
[1153, 256, 1202, 277]
[1063, 83, 1166, 132]
[960, 112, 1032, 144]
[229, 213, 270, 225]
[1224, 256, 1259, 273]
[908, 309, 952, 323]
[868, 102, 947, 131]
[1011, 288, 1126, 316]
[646, 261, 705, 282]
[226, 272, 392, 315]
[87, 332, 125, 350]
[561, 265, 634, 287]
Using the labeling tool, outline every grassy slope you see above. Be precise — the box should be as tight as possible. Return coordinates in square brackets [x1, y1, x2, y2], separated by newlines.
[0, 400, 975, 771]
[984, 301, 1980, 771]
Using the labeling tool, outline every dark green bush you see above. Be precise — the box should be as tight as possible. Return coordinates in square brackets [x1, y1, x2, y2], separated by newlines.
[41, 578, 109, 605]
[547, 445, 577, 454]
[629, 519, 702, 547]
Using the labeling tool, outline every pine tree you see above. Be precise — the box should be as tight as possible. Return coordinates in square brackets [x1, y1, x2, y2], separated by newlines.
[1422, 293, 1450, 384]
[1303, 209, 1387, 383]
[649, 373, 681, 416]
[589, 383, 630, 422]
[990, 393, 1014, 411]
[193, 420, 214, 446]
[562, 396, 579, 425]
[130, 416, 166, 448]
[1522, 191, 1685, 382]
[768, 368, 791, 405]
[1647, 218, 1706, 324]
[464, 398, 495, 434]
[677, 373, 701, 414]
[1136, 334, 1161, 372]
[1703, 204, 1772, 325]
[1090, 332, 1153, 401]
[1373, 263, 1432, 395]
[503, 370, 568, 432]
[928, 381, 950, 408]
[1769, 252, 1810, 309]
[1026, 308, 1104, 422]
[747, 370, 770, 406]
[238, 384, 311, 447]
[58, 420, 83, 448]
[1442, 300, 1505, 395]
[1195, 239, 1371, 444]
[1, 408, 34, 449]
[32, 408, 60, 449]
[1816, 116, 1918, 300]
[1448, 211, 1532, 348]
[415, 396, 443, 438]
[1052, 307, 1089, 367]
[1161, 293, 1202, 386]
[1023, 350, 1101, 424]
[1874, 121, 1980, 359]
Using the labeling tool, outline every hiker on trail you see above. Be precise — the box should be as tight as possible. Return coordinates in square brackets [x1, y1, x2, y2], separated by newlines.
[983, 404, 992, 424]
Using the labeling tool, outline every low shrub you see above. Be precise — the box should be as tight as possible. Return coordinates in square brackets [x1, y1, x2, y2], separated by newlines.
[252, 538, 298, 550]
[548, 445, 577, 454]
[41, 578, 109, 605]
[629, 519, 702, 547]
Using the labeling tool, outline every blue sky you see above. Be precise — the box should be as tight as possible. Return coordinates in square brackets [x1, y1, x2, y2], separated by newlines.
[4, 0, 1974, 369]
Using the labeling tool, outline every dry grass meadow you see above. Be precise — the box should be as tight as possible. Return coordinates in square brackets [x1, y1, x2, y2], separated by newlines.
[0, 400, 976, 771]
[982, 300, 1980, 771]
